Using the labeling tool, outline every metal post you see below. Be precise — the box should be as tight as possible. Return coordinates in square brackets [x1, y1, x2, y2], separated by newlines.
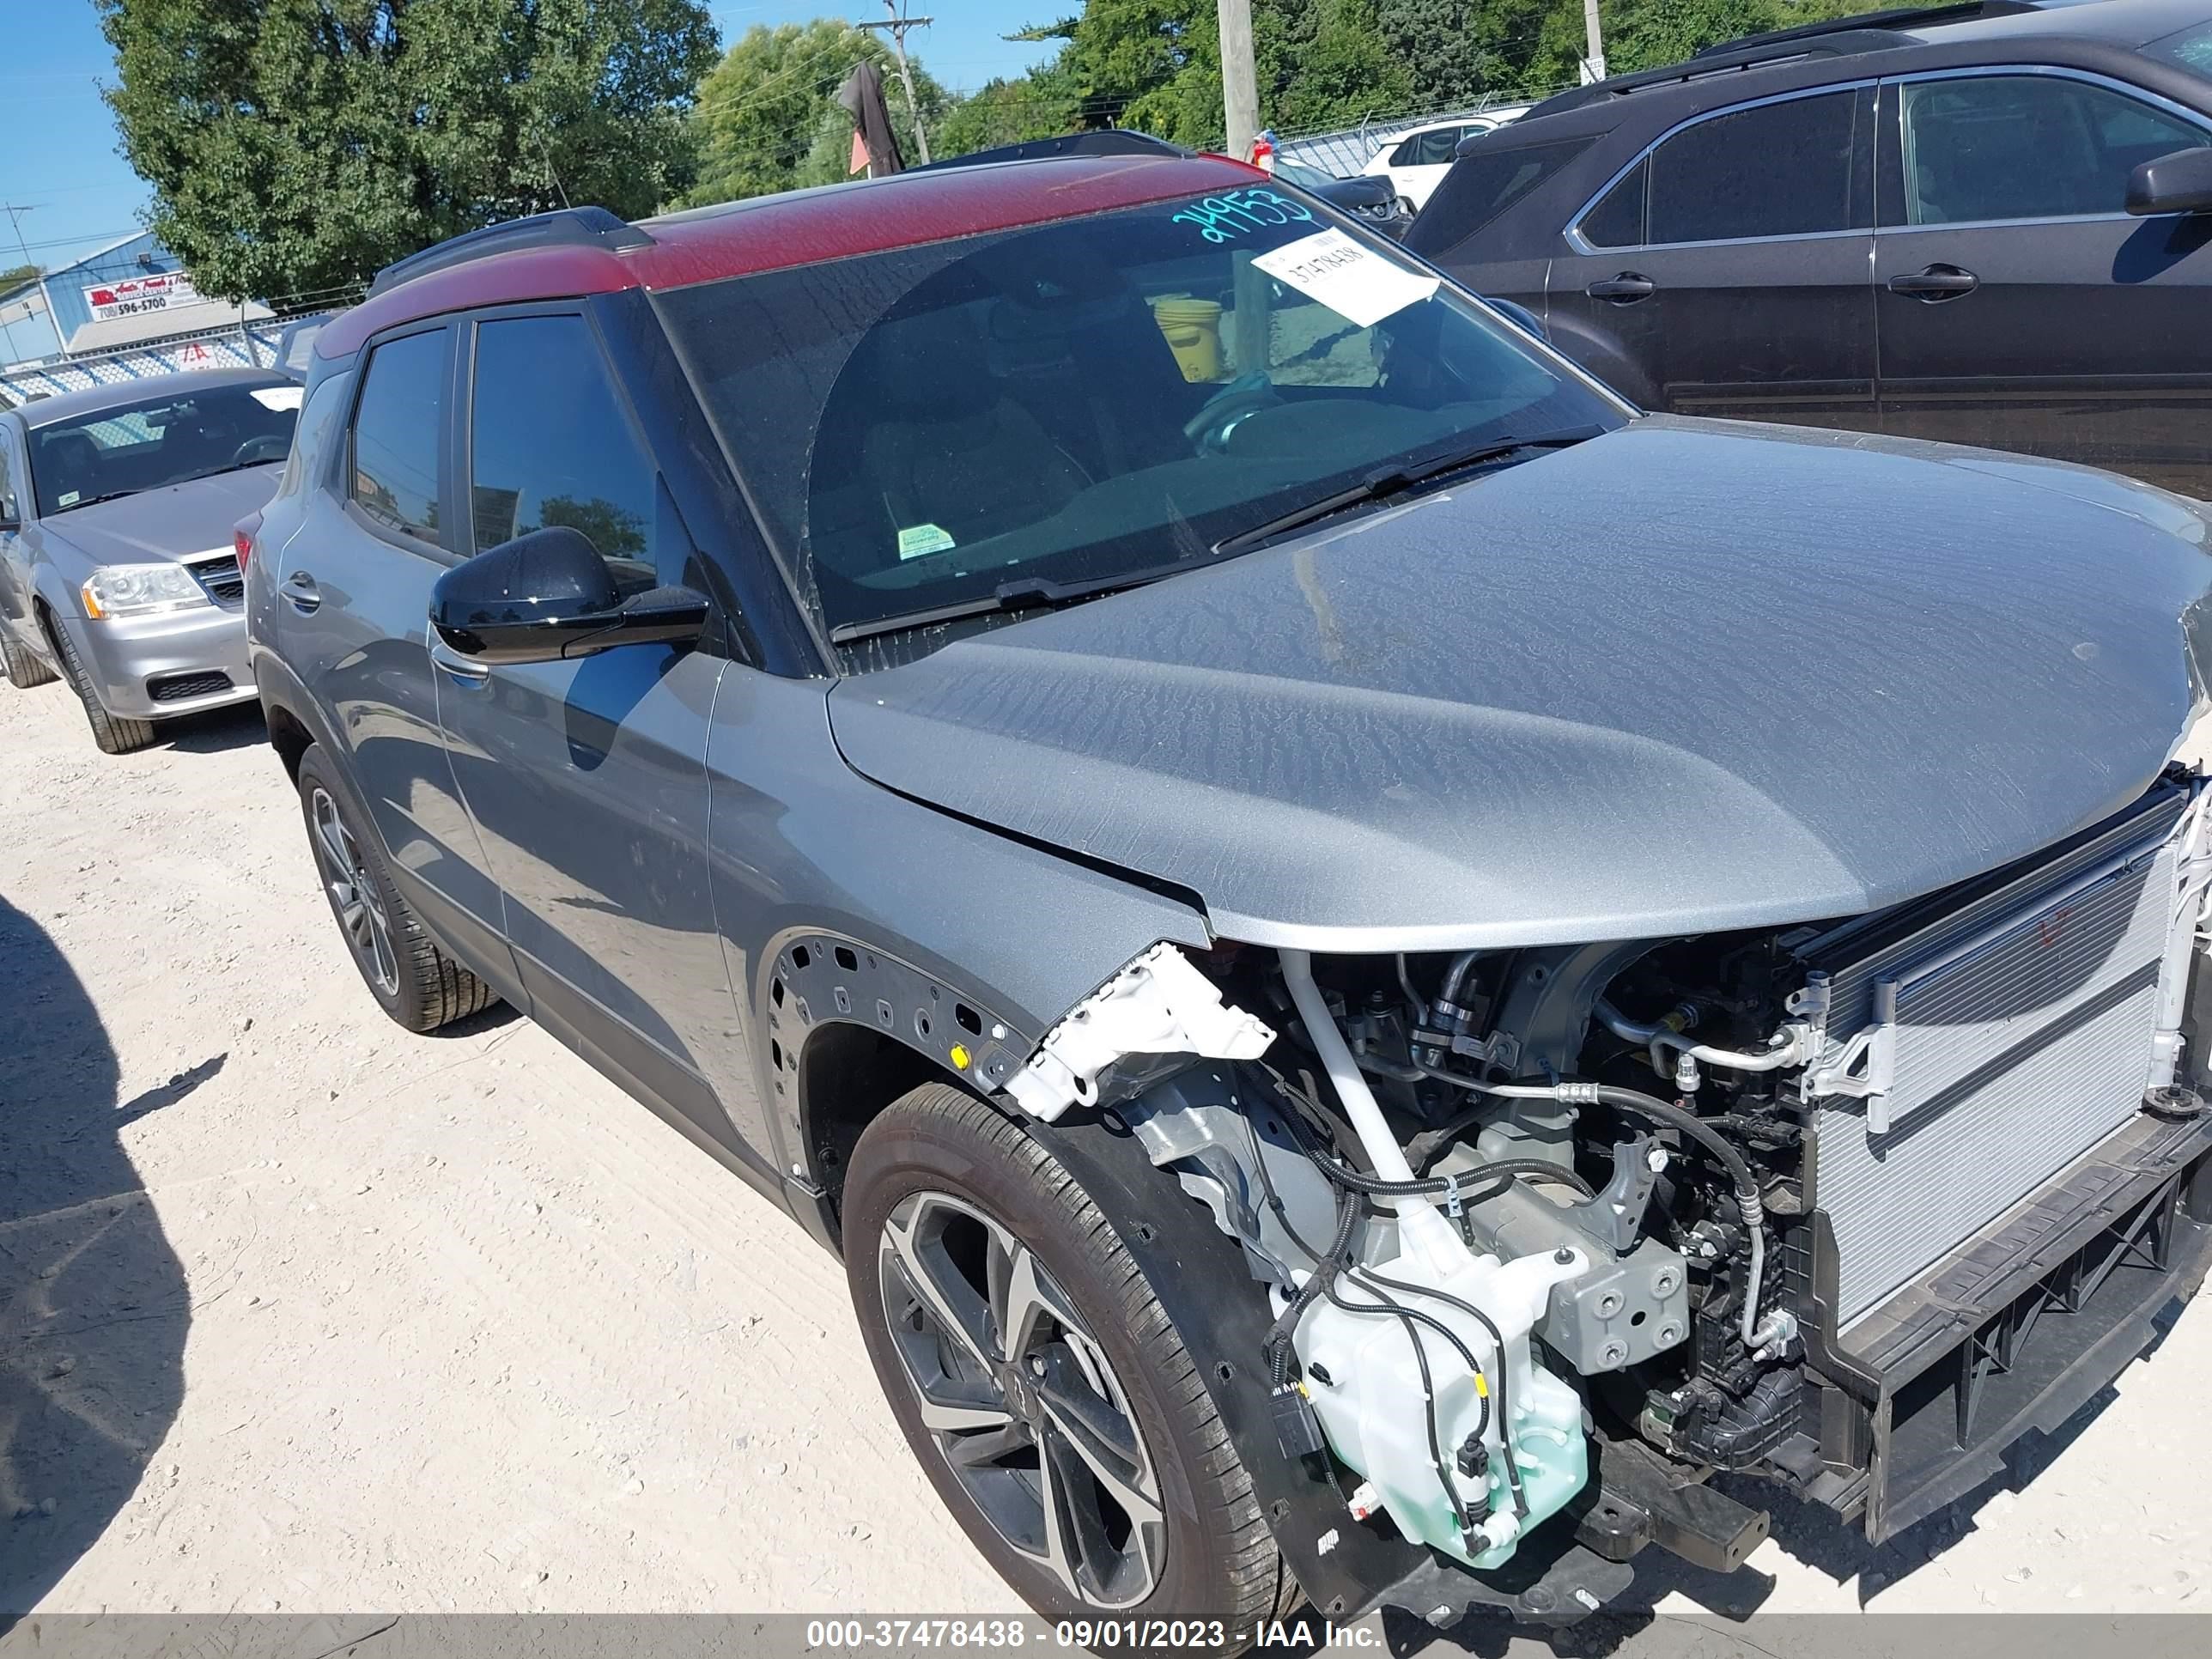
[2, 204, 67, 360]
[1219, 0, 1260, 162]
[859, 4, 933, 166]
[1582, 0, 1608, 84]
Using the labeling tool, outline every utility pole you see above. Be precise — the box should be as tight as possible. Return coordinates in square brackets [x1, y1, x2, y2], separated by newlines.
[1219, 0, 1259, 163]
[858, 3, 933, 166]
[1581, 0, 1607, 83]
[0, 204, 65, 361]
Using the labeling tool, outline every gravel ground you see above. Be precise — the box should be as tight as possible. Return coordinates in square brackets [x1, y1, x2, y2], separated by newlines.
[4, 672, 2212, 1644]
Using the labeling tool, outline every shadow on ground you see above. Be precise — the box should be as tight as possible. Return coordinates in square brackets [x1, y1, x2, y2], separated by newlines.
[0, 895, 189, 1624]
[160, 703, 267, 757]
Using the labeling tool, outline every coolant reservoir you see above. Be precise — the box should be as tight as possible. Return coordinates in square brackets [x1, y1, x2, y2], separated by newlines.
[1291, 1238, 1589, 1568]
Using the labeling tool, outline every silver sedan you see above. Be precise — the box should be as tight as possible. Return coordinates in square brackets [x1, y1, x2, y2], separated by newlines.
[0, 367, 298, 753]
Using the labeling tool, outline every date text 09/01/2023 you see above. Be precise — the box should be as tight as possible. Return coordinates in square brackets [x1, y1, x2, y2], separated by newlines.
[803, 1618, 1382, 1650]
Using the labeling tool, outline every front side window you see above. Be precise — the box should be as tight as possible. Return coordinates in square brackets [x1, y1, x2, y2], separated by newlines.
[24, 380, 300, 518]
[659, 192, 1619, 641]
[1645, 90, 1860, 245]
[0, 435, 17, 522]
[1898, 75, 2210, 226]
[1413, 126, 1467, 166]
[467, 315, 659, 588]
[350, 331, 447, 543]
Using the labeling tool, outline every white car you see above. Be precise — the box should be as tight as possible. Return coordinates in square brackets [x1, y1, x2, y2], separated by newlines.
[1361, 107, 1533, 213]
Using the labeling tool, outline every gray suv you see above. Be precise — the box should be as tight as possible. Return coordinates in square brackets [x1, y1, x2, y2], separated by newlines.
[1, 368, 297, 751]
[249, 173, 2212, 1641]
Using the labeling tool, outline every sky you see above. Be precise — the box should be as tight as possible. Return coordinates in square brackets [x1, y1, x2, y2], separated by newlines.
[0, 0, 1055, 283]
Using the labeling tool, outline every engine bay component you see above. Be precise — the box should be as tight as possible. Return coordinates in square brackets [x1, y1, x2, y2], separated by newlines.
[1432, 1143, 1690, 1373]
[1291, 1238, 1589, 1566]
[1003, 942, 1275, 1121]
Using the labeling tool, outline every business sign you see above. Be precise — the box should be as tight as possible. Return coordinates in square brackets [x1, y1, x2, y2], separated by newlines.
[82, 271, 198, 323]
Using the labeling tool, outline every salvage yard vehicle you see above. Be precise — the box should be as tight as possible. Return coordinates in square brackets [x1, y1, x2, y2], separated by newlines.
[0, 367, 297, 752]
[1410, 0, 2212, 497]
[1361, 108, 1533, 216]
[246, 159, 2212, 1642]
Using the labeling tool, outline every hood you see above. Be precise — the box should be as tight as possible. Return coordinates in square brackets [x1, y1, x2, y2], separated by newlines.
[39, 466, 280, 566]
[826, 418, 2212, 951]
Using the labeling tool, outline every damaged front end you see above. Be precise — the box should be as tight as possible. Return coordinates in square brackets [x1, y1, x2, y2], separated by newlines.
[995, 770, 2212, 1627]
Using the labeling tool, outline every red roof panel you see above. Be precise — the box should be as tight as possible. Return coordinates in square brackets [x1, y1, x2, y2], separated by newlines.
[318, 154, 1266, 360]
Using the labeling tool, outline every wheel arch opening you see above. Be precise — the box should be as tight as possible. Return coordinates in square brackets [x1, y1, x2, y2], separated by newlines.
[264, 702, 315, 781]
[796, 1020, 973, 1254]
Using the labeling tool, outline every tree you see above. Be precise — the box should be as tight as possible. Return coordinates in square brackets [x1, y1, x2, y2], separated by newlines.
[680, 21, 951, 206]
[99, 0, 720, 302]
[0, 264, 40, 297]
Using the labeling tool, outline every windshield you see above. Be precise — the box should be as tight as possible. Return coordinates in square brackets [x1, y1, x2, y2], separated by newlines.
[27, 380, 301, 517]
[659, 191, 1620, 640]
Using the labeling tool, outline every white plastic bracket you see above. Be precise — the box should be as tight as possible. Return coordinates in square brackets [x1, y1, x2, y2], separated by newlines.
[1002, 943, 1276, 1121]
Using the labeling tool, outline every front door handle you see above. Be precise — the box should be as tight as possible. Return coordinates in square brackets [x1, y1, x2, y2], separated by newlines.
[1887, 264, 1979, 300]
[428, 635, 491, 683]
[283, 569, 321, 613]
[1586, 272, 1656, 302]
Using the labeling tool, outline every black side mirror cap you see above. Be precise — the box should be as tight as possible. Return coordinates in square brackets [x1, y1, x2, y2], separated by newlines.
[2128, 145, 2212, 216]
[429, 525, 706, 665]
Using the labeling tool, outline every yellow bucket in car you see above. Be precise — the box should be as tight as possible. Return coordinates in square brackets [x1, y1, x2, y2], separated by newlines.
[1150, 297, 1224, 382]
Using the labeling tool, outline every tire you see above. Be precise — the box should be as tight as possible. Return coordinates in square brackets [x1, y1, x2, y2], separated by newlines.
[295, 743, 496, 1033]
[49, 617, 154, 754]
[0, 627, 57, 689]
[845, 1085, 1291, 1650]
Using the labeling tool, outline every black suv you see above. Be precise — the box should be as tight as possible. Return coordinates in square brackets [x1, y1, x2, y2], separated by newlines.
[1408, 0, 2212, 495]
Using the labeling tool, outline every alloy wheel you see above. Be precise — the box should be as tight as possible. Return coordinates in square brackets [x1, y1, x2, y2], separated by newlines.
[878, 1189, 1165, 1609]
[310, 787, 399, 997]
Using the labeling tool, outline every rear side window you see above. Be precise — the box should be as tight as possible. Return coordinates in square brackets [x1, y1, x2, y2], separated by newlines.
[0, 434, 17, 522]
[1645, 90, 1860, 244]
[350, 331, 447, 544]
[1435, 137, 1595, 240]
[1579, 158, 1647, 247]
[1897, 75, 2210, 226]
[466, 315, 659, 585]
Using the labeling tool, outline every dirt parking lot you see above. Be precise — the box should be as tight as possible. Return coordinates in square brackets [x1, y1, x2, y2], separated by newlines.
[5, 676, 2212, 1643]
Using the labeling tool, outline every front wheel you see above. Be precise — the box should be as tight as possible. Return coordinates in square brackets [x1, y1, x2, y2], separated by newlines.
[844, 1085, 1291, 1647]
[50, 619, 153, 753]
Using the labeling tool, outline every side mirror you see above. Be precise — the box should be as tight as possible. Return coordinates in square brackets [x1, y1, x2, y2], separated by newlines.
[1484, 296, 1550, 344]
[2128, 146, 2212, 216]
[429, 525, 708, 665]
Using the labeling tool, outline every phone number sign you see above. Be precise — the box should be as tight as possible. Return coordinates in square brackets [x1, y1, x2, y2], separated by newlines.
[82, 271, 198, 323]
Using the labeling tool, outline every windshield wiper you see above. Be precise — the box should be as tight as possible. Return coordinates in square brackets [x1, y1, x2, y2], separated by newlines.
[1210, 423, 1608, 556]
[830, 568, 1180, 645]
[49, 489, 141, 514]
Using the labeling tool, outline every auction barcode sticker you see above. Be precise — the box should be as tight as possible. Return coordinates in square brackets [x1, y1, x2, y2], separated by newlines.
[1250, 228, 1439, 329]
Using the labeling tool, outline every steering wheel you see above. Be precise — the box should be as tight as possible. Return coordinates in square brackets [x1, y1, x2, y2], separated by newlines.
[1182, 373, 1280, 454]
[232, 434, 289, 467]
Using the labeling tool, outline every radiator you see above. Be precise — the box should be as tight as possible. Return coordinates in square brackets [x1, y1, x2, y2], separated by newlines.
[1798, 783, 2189, 1328]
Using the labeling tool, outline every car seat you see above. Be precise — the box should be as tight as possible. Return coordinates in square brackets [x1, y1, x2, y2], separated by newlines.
[33, 430, 106, 508]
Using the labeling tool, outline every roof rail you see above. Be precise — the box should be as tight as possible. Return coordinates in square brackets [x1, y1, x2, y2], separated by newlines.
[1695, 2, 2038, 58]
[368, 206, 654, 297]
[1525, 2, 2040, 119]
